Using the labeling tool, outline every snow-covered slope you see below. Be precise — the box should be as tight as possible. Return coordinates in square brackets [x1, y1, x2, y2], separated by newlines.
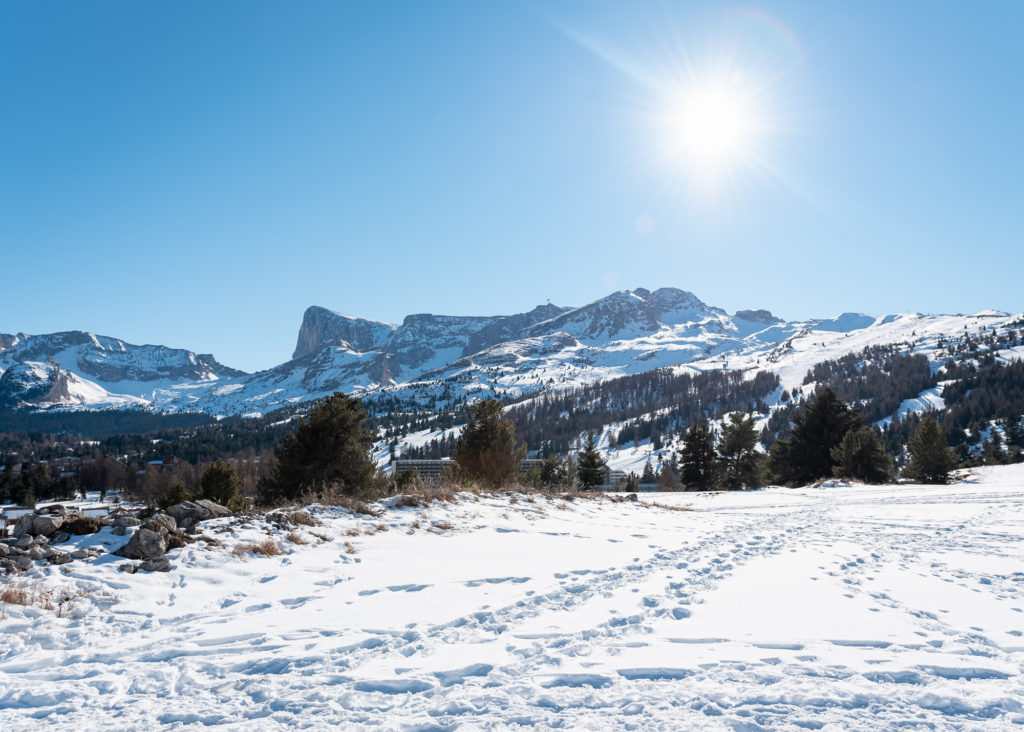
[2, 289, 1021, 419]
[3, 465, 1023, 728]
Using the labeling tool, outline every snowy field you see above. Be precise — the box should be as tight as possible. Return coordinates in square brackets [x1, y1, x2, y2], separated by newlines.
[2, 466, 1024, 730]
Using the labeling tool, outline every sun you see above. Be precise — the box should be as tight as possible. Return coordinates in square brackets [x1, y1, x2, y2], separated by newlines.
[673, 84, 752, 163]
[660, 77, 760, 177]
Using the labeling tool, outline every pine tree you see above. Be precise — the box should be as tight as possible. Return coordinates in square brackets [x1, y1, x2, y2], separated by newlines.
[640, 460, 657, 484]
[576, 432, 607, 490]
[452, 399, 526, 488]
[679, 422, 717, 491]
[769, 387, 863, 486]
[258, 393, 378, 504]
[903, 416, 957, 484]
[830, 428, 893, 484]
[717, 412, 766, 490]
[199, 460, 243, 506]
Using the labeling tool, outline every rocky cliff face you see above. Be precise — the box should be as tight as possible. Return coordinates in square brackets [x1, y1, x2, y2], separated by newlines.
[291, 307, 396, 359]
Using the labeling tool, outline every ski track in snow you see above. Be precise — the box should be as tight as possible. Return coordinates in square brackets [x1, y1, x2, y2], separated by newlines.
[2, 467, 1024, 730]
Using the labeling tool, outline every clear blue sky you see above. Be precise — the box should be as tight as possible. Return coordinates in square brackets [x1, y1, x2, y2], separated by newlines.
[2, 1, 1022, 372]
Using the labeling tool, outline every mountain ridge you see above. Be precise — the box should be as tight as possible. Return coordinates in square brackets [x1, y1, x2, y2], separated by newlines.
[1, 288, 1020, 419]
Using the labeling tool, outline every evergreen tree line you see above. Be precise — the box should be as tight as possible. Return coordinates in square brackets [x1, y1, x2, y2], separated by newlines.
[506, 368, 780, 455]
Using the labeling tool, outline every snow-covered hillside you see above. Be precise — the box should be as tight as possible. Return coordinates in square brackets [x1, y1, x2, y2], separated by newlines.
[2, 289, 1021, 421]
[2, 466, 1023, 728]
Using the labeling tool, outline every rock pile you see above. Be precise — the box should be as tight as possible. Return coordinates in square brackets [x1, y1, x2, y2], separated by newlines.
[1, 499, 233, 576]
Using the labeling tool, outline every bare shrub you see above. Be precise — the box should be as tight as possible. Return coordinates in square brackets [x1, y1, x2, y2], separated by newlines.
[286, 531, 311, 545]
[363, 527, 376, 536]
[344, 528, 361, 537]
[344, 541, 357, 554]
[375, 523, 388, 532]
[233, 539, 282, 557]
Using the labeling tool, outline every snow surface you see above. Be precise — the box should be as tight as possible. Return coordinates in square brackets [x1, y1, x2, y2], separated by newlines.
[2, 465, 1024, 729]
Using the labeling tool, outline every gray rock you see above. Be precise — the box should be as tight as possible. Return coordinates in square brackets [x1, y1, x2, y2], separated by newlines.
[0, 558, 17, 574]
[166, 500, 231, 524]
[62, 514, 105, 535]
[114, 528, 167, 560]
[139, 557, 171, 572]
[15, 555, 33, 571]
[0, 543, 8, 558]
[28, 546, 47, 561]
[112, 526, 128, 536]
[12, 513, 35, 538]
[52, 532, 72, 544]
[143, 513, 177, 534]
[179, 517, 197, 533]
[626, 493, 639, 502]
[113, 516, 141, 528]
[49, 552, 72, 565]
[15, 535, 34, 549]
[118, 562, 138, 574]
[32, 514, 64, 537]
[70, 549, 95, 560]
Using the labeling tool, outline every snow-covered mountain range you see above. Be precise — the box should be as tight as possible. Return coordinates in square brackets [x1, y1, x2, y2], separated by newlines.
[1, 288, 1020, 418]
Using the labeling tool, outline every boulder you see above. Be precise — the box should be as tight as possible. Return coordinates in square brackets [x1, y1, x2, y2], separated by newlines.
[12, 513, 35, 538]
[14, 535, 33, 549]
[118, 562, 138, 574]
[114, 528, 167, 560]
[142, 514, 177, 535]
[70, 549, 96, 560]
[32, 514, 64, 537]
[112, 526, 128, 536]
[49, 552, 72, 565]
[0, 558, 17, 575]
[52, 532, 72, 544]
[62, 514, 105, 535]
[626, 493, 639, 502]
[28, 545, 46, 561]
[139, 557, 171, 573]
[113, 515, 141, 528]
[15, 555, 33, 571]
[0, 543, 8, 558]
[166, 500, 231, 524]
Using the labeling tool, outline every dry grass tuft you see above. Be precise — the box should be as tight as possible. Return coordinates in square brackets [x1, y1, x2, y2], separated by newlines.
[1, 581, 88, 617]
[289, 510, 318, 527]
[428, 521, 454, 533]
[375, 523, 388, 532]
[286, 531, 312, 545]
[233, 539, 283, 557]
[363, 527, 377, 536]
[309, 530, 331, 542]
[344, 528, 361, 537]
[555, 501, 570, 511]
[344, 541, 357, 554]
[648, 502, 694, 512]
[300, 488, 383, 517]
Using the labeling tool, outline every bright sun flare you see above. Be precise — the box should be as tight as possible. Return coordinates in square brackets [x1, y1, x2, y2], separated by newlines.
[668, 83, 754, 168]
